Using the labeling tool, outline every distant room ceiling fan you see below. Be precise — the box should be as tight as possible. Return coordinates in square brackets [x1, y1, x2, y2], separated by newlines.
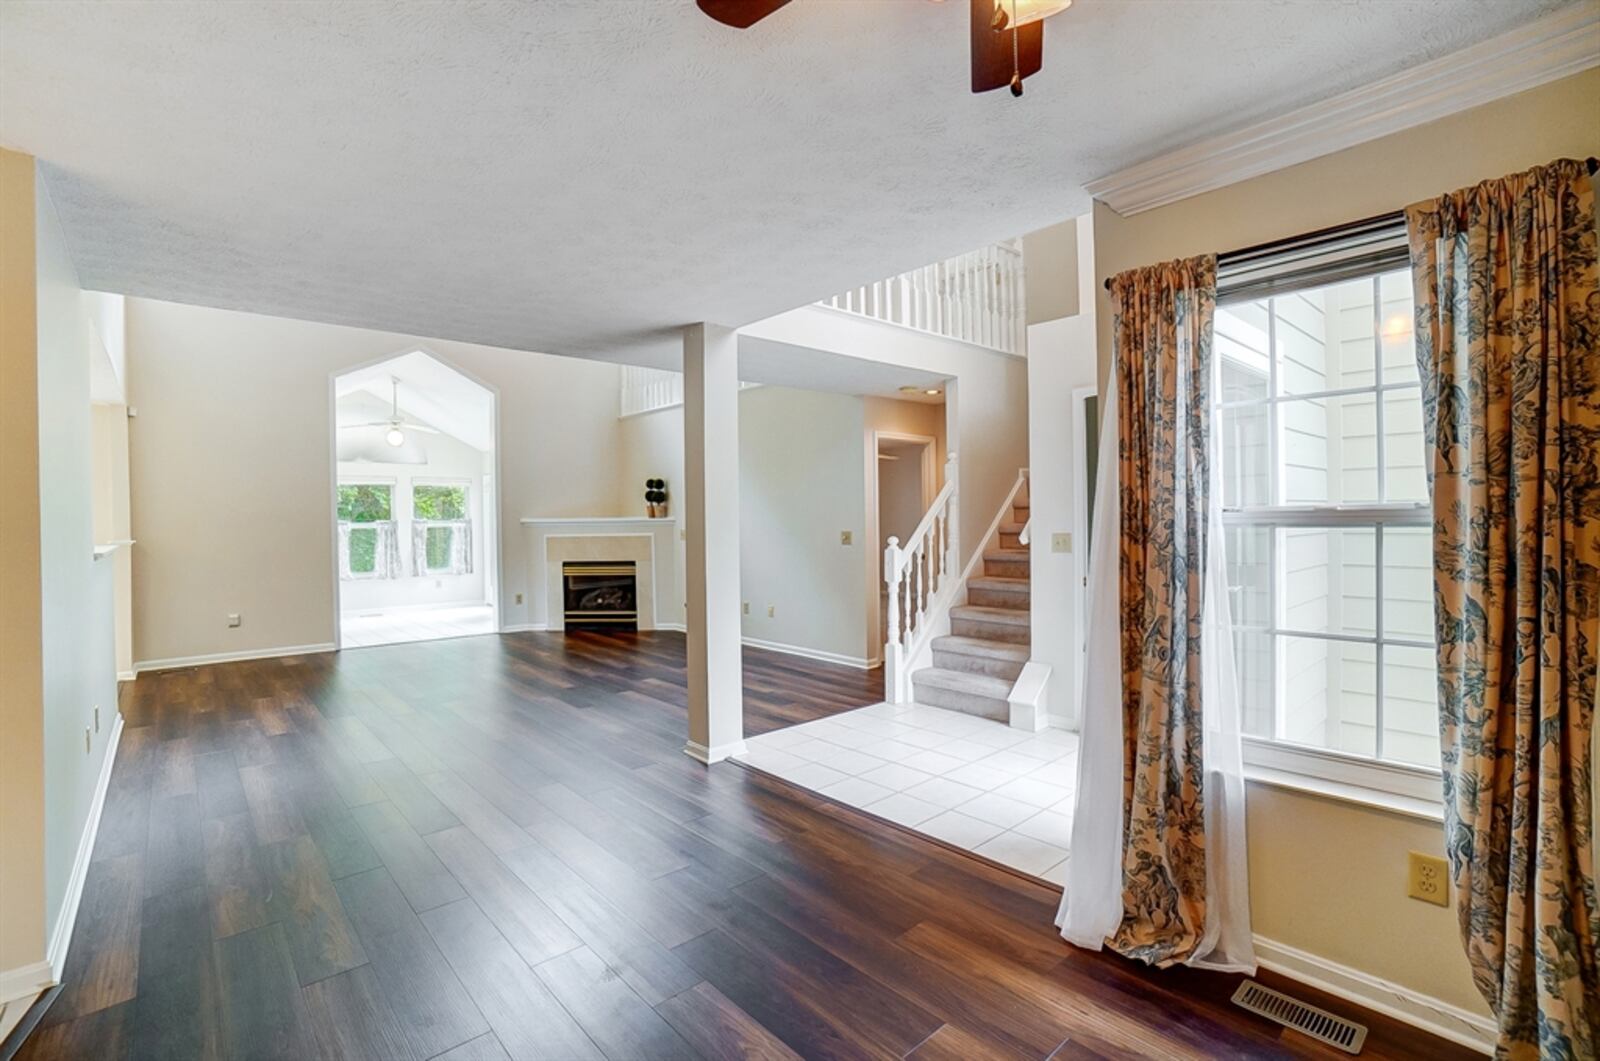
[696, 0, 1070, 96]
[341, 378, 441, 448]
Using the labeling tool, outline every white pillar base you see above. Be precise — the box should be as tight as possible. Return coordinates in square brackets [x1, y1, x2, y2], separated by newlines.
[683, 739, 750, 765]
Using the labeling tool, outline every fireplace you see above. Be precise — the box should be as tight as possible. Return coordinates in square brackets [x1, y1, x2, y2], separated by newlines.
[562, 561, 638, 630]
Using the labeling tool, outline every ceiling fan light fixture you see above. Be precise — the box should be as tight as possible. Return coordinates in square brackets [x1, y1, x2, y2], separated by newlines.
[386, 426, 405, 447]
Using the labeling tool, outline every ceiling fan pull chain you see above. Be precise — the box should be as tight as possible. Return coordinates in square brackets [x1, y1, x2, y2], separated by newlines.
[1009, 0, 1023, 96]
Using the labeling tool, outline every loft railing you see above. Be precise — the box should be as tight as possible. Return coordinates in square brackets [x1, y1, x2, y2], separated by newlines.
[883, 453, 959, 703]
[619, 366, 757, 418]
[818, 239, 1026, 356]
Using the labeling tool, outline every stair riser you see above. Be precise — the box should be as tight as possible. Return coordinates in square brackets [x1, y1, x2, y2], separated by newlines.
[999, 531, 1023, 550]
[912, 680, 1009, 722]
[931, 648, 1026, 681]
[983, 556, 1029, 579]
[967, 584, 1030, 610]
[951, 616, 1030, 644]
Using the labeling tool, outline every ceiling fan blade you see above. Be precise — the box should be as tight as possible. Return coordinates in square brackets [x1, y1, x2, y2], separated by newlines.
[696, 0, 793, 29]
[340, 420, 395, 430]
[401, 423, 443, 435]
[971, 0, 1043, 93]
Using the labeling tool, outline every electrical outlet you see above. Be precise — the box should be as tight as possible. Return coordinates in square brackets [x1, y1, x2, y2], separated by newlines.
[840, 530, 853, 545]
[1407, 851, 1449, 906]
[227, 613, 242, 628]
[1052, 532, 1072, 553]
[515, 593, 524, 605]
[743, 601, 750, 615]
[767, 604, 775, 618]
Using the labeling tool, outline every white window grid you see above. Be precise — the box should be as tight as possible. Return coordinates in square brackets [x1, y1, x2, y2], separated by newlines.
[338, 479, 397, 580]
[412, 478, 471, 575]
[1217, 274, 1437, 777]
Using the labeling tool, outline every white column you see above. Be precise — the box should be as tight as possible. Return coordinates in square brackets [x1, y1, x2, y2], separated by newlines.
[682, 323, 745, 763]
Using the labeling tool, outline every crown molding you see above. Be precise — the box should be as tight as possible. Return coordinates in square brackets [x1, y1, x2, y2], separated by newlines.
[1086, 4, 1600, 217]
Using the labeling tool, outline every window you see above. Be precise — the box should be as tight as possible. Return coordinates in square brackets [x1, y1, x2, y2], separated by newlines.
[412, 482, 471, 575]
[338, 482, 396, 579]
[1216, 262, 1439, 788]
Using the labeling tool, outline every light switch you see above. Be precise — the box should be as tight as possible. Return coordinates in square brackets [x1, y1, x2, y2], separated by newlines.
[1051, 533, 1072, 553]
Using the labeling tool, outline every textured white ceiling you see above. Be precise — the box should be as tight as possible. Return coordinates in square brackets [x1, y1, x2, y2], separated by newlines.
[0, 0, 1572, 366]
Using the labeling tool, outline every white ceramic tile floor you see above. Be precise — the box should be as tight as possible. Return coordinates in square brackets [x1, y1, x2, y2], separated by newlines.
[340, 603, 497, 647]
[734, 701, 1079, 883]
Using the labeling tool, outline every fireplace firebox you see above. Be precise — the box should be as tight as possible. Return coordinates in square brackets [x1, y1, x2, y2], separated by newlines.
[562, 561, 638, 630]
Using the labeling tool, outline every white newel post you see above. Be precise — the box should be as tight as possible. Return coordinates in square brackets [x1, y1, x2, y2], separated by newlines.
[883, 536, 904, 703]
[683, 323, 745, 764]
[945, 452, 960, 580]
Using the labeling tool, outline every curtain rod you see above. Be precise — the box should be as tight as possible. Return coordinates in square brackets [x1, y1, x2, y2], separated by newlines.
[1100, 156, 1600, 291]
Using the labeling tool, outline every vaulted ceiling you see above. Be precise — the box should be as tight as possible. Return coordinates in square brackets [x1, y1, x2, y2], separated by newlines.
[0, 0, 1573, 366]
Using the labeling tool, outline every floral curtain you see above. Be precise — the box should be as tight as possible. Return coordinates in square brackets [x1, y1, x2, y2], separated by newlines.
[1406, 158, 1600, 1059]
[1106, 254, 1221, 966]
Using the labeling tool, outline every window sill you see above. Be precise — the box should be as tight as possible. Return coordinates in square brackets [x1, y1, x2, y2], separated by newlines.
[1244, 764, 1444, 823]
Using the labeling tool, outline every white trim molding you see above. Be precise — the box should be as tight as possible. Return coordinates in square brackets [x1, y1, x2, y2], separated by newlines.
[135, 642, 337, 674]
[1086, 5, 1600, 216]
[44, 713, 125, 986]
[0, 961, 52, 1009]
[1253, 935, 1495, 1055]
[684, 738, 749, 765]
[741, 636, 875, 671]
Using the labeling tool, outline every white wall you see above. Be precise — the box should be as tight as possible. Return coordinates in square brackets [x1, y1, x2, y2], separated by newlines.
[742, 306, 1029, 577]
[1025, 311, 1098, 728]
[126, 298, 624, 667]
[90, 403, 133, 679]
[738, 386, 869, 666]
[336, 402, 491, 613]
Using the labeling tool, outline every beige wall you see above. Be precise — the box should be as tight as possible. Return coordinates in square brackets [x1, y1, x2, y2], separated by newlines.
[0, 148, 47, 987]
[1023, 216, 1079, 325]
[1071, 68, 1600, 1018]
[126, 298, 625, 666]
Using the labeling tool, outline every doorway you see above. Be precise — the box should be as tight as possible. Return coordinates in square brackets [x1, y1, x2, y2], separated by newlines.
[330, 350, 500, 648]
[872, 431, 938, 655]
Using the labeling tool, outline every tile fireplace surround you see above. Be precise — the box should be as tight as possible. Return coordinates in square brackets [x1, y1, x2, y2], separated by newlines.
[520, 516, 682, 631]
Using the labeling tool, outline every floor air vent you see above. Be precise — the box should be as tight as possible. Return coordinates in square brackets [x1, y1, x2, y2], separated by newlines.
[1231, 980, 1368, 1055]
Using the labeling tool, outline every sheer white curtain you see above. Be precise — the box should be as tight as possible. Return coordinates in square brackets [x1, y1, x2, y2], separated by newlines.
[1056, 372, 1255, 974]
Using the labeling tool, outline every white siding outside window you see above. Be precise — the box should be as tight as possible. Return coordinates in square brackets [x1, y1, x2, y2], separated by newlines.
[1217, 267, 1439, 786]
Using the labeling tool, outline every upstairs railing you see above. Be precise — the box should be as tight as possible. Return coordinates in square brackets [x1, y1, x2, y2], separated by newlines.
[883, 453, 960, 703]
[619, 365, 757, 418]
[819, 240, 1026, 356]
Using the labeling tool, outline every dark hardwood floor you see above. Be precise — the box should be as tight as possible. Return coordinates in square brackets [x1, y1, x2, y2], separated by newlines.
[18, 631, 1472, 1060]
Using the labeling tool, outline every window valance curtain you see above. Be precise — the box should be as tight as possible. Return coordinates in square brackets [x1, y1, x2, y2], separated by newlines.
[337, 520, 401, 580]
[1406, 158, 1600, 1059]
[1059, 254, 1254, 973]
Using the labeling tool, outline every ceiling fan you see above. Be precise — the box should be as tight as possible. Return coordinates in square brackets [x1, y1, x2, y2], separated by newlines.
[696, 0, 1070, 97]
[340, 377, 442, 448]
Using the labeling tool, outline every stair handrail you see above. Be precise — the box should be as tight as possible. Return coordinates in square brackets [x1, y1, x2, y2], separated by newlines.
[883, 454, 959, 703]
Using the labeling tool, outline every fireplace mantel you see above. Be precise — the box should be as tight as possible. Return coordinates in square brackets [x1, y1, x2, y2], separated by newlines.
[519, 517, 683, 632]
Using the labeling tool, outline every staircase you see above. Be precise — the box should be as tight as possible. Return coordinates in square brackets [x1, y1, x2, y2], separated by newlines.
[910, 488, 1029, 721]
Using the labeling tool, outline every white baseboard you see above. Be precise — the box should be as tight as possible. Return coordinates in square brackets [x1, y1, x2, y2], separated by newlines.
[0, 961, 52, 1008]
[499, 622, 548, 634]
[0, 712, 127, 1006]
[684, 738, 749, 764]
[116, 670, 135, 682]
[134, 642, 336, 674]
[740, 636, 873, 670]
[1252, 935, 1494, 1055]
[656, 622, 686, 633]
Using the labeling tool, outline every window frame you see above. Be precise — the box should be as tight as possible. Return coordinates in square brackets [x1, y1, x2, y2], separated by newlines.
[411, 478, 471, 576]
[1216, 268, 1441, 800]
